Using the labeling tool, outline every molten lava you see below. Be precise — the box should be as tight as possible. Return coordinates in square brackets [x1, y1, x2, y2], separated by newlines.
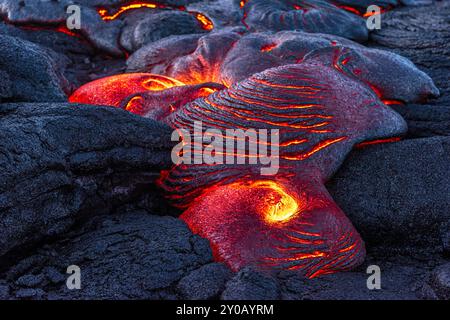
[69, 73, 185, 107]
[239, 181, 299, 224]
[355, 137, 402, 149]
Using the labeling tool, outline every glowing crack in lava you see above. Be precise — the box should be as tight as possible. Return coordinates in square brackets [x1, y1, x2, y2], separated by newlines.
[71, 57, 408, 277]
[97, 1, 214, 31]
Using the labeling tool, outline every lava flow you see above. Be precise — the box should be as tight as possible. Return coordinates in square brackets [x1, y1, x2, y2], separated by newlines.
[69, 73, 185, 107]
[69, 51, 409, 278]
[69, 73, 225, 119]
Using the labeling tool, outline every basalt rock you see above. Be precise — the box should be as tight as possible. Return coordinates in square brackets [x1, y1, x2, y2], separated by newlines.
[0, 34, 68, 102]
[0, 103, 173, 260]
[424, 263, 450, 299]
[392, 104, 450, 138]
[127, 30, 356, 85]
[328, 136, 450, 249]
[119, 10, 206, 53]
[0, 0, 218, 56]
[127, 30, 438, 103]
[221, 267, 280, 300]
[370, 1, 450, 105]
[333, 0, 399, 10]
[0, 0, 123, 56]
[277, 255, 435, 300]
[1, 213, 213, 300]
[177, 263, 233, 300]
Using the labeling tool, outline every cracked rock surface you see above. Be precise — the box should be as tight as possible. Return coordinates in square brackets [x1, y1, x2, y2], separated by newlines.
[2, 213, 216, 300]
[0, 103, 173, 261]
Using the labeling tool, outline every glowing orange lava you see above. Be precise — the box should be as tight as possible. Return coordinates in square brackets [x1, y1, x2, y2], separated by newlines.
[69, 73, 185, 107]
[261, 43, 277, 52]
[231, 181, 299, 224]
[194, 12, 214, 31]
[282, 137, 348, 161]
[98, 3, 159, 21]
[338, 5, 361, 16]
[97, 1, 214, 31]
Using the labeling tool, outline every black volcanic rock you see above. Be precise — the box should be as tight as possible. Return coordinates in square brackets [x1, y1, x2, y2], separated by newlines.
[328, 136, 450, 249]
[277, 255, 436, 300]
[0, 282, 9, 299]
[370, 1, 450, 105]
[333, 0, 399, 9]
[441, 221, 450, 255]
[177, 263, 232, 300]
[120, 10, 206, 53]
[0, 0, 123, 56]
[221, 267, 280, 300]
[0, 0, 208, 56]
[425, 263, 450, 299]
[393, 104, 450, 138]
[0, 103, 173, 260]
[1, 213, 213, 300]
[0, 35, 68, 102]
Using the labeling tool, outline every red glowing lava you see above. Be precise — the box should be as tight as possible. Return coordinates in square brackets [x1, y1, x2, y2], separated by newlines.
[180, 178, 365, 277]
[261, 43, 277, 52]
[69, 73, 185, 107]
[355, 137, 402, 148]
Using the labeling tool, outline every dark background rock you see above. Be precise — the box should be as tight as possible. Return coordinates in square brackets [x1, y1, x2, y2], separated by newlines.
[1, 213, 213, 300]
[221, 267, 280, 300]
[177, 263, 232, 300]
[328, 137, 450, 250]
[120, 10, 206, 53]
[428, 263, 450, 299]
[0, 21, 126, 94]
[0, 103, 174, 264]
[370, 1, 450, 105]
[277, 255, 439, 300]
[393, 104, 450, 138]
[0, 35, 69, 103]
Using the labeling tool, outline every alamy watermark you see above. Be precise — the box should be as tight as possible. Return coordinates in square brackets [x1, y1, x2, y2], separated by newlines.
[366, 265, 381, 290]
[171, 121, 280, 175]
[66, 5, 81, 30]
[366, 5, 381, 30]
[66, 265, 81, 290]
